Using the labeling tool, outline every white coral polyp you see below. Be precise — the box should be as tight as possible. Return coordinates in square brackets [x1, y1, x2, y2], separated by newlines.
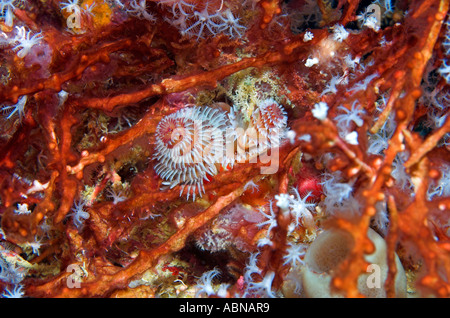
[12, 26, 43, 58]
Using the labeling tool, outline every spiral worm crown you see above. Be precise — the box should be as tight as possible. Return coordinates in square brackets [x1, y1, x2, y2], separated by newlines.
[233, 98, 288, 163]
[153, 106, 229, 200]
[154, 100, 287, 200]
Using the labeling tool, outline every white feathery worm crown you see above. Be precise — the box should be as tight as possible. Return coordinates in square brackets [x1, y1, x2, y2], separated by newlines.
[232, 98, 288, 163]
[153, 106, 229, 200]
[153, 99, 288, 200]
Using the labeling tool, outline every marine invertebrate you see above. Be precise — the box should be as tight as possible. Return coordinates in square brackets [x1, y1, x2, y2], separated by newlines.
[288, 188, 316, 229]
[0, 0, 19, 26]
[0, 95, 27, 122]
[24, 237, 43, 256]
[298, 228, 407, 298]
[243, 252, 261, 283]
[195, 227, 232, 252]
[256, 201, 278, 237]
[217, 9, 246, 38]
[428, 163, 450, 199]
[162, 0, 246, 40]
[311, 102, 328, 121]
[70, 199, 90, 229]
[320, 172, 354, 213]
[194, 267, 222, 297]
[60, 0, 80, 12]
[245, 270, 277, 298]
[232, 98, 288, 164]
[1, 284, 25, 298]
[283, 242, 307, 267]
[0, 254, 27, 284]
[334, 102, 365, 132]
[195, 202, 264, 252]
[153, 106, 229, 200]
[128, 0, 156, 22]
[250, 98, 287, 142]
[106, 188, 127, 205]
[13, 203, 31, 215]
[331, 24, 349, 43]
[12, 26, 44, 59]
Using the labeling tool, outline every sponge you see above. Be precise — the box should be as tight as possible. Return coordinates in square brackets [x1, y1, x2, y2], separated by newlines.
[286, 227, 407, 297]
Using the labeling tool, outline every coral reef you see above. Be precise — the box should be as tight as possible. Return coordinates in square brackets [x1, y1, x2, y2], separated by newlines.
[0, 0, 449, 298]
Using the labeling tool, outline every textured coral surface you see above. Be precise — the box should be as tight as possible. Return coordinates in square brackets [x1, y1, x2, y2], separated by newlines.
[0, 0, 449, 298]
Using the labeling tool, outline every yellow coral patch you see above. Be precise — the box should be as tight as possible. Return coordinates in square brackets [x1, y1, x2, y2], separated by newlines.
[82, 0, 112, 29]
[61, 0, 112, 33]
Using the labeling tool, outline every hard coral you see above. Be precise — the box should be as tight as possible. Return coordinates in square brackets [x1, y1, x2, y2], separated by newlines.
[0, 0, 449, 300]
